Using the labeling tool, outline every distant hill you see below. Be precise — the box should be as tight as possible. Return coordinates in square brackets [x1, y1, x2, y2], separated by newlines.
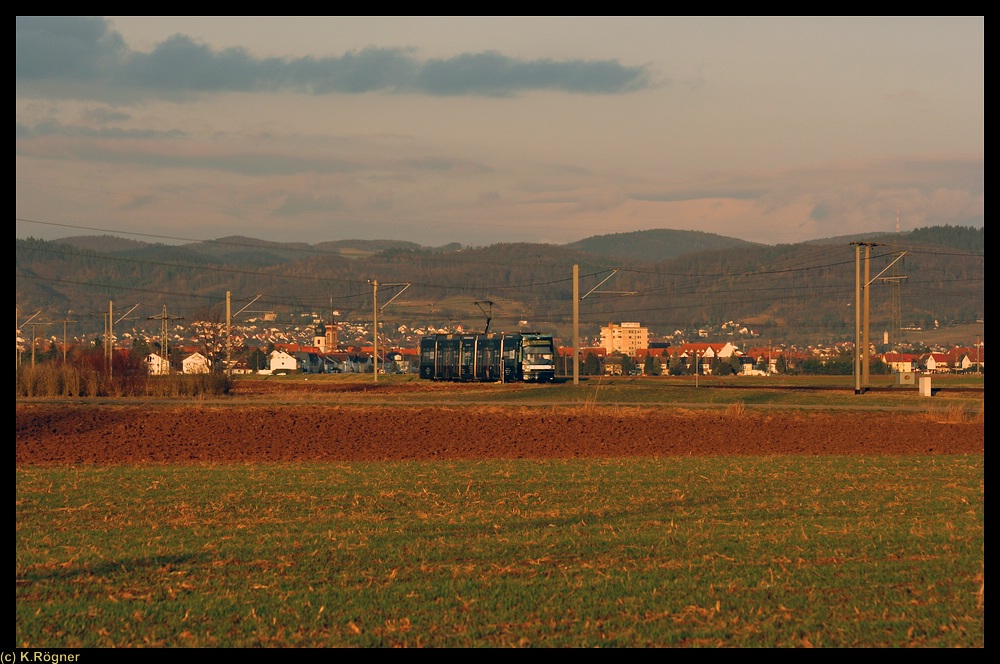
[179, 236, 321, 265]
[17, 225, 983, 346]
[54, 235, 153, 253]
[564, 229, 760, 262]
[805, 225, 984, 253]
[313, 239, 423, 256]
[55, 235, 451, 265]
[903, 225, 984, 252]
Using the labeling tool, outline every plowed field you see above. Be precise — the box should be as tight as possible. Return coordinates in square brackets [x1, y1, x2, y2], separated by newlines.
[16, 402, 983, 465]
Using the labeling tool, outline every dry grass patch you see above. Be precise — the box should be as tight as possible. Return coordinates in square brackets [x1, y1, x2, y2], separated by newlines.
[725, 399, 747, 418]
[931, 403, 975, 424]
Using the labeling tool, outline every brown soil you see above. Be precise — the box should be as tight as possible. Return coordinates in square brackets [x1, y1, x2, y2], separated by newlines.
[16, 402, 983, 465]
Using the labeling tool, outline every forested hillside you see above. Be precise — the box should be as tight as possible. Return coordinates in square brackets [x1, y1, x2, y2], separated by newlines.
[16, 226, 984, 345]
[563, 228, 759, 261]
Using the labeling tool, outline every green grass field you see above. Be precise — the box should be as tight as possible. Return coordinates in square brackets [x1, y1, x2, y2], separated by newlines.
[17, 456, 984, 647]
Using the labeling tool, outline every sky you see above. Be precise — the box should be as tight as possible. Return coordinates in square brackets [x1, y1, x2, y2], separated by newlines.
[15, 16, 984, 248]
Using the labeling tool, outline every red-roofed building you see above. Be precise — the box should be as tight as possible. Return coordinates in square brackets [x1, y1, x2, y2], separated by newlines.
[881, 353, 919, 373]
[922, 353, 951, 373]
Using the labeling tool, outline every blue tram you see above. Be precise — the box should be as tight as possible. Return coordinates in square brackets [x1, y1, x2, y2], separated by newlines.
[419, 332, 556, 382]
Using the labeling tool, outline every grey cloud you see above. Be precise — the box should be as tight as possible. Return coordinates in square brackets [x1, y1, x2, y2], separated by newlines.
[400, 156, 493, 175]
[417, 51, 648, 96]
[304, 48, 419, 94]
[16, 16, 126, 81]
[274, 193, 346, 217]
[120, 194, 157, 211]
[17, 17, 650, 98]
[82, 107, 132, 124]
[633, 189, 765, 203]
[875, 157, 984, 196]
[809, 202, 832, 221]
[123, 34, 267, 92]
[16, 118, 489, 178]
[477, 191, 502, 205]
[15, 122, 358, 175]
[90, 146, 358, 177]
[16, 119, 184, 140]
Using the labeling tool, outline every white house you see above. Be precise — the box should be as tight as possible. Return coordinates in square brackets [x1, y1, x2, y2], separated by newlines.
[923, 353, 951, 373]
[182, 352, 211, 374]
[269, 349, 299, 374]
[679, 342, 739, 360]
[948, 351, 975, 372]
[145, 353, 171, 376]
[882, 353, 918, 373]
[675, 342, 742, 375]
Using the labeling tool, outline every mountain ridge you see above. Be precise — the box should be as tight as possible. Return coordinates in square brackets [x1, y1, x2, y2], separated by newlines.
[21, 225, 983, 345]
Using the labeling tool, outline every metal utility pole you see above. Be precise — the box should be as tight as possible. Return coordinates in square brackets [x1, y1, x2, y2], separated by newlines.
[105, 302, 140, 378]
[226, 291, 232, 375]
[880, 275, 906, 349]
[882, 206, 907, 349]
[574, 266, 586, 386]
[853, 243, 906, 393]
[106, 300, 113, 374]
[17, 309, 42, 369]
[227, 294, 263, 374]
[148, 305, 184, 375]
[368, 279, 410, 382]
[573, 267, 637, 386]
[26, 321, 47, 368]
[51, 312, 77, 364]
[853, 243, 872, 393]
[853, 244, 869, 393]
[878, 246, 908, 350]
[863, 244, 871, 389]
[372, 281, 378, 382]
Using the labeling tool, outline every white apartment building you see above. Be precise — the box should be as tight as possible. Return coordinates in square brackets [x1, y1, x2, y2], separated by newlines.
[600, 322, 649, 354]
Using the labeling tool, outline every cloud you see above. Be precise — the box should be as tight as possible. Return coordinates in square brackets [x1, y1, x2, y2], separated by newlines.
[416, 51, 649, 96]
[16, 119, 184, 140]
[633, 188, 764, 203]
[81, 107, 132, 124]
[16, 17, 651, 99]
[274, 193, 346, 218]
[16, 118, 498, 180]
[15, 16, 126, 81]
[16, 119, 369, 175]
[119, 194, 157, 212]
[809, 202, 832, 221]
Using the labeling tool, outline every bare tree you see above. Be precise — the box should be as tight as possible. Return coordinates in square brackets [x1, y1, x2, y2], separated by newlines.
[191, 308, 226, 373]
